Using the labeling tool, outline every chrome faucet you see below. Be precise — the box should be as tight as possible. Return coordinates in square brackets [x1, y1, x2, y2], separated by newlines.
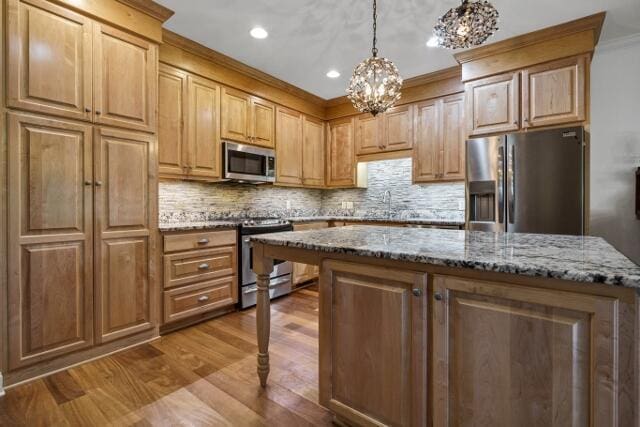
[382, 190, 392, 218]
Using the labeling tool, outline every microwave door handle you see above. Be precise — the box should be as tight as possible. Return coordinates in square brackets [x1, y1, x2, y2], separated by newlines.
[497, 145, 504, 225]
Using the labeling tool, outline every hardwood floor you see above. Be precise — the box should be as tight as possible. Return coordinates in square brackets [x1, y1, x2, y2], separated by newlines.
[0, 286, 332, 426]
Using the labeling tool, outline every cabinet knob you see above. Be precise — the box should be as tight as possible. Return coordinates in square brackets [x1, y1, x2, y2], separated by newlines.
[434, 293, 443, 301]
[84, 180, 92, 186]
[95, 181, 103, 187]
[85, 108, 91, 113]
[198, 295, 210, 302]
[198, 263, 210, 270]
[95, 110, 102, 115]
[412, 288, 423, 297]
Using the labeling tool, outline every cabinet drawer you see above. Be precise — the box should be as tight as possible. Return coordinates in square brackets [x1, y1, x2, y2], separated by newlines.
[164, 229, 236, 253]
[164, 277, 236, 324]
[163, 246, 236, 289]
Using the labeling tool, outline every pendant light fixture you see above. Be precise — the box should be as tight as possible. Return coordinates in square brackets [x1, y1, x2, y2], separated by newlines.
[433, 0, 499, 49]
[346, 0, 402, 116]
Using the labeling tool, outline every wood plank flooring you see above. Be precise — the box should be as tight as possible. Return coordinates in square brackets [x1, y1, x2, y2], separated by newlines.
[0, 286, 332, 426]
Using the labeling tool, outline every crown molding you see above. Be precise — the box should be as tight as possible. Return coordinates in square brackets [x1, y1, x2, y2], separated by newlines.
[454, 12, 606, 65]
[116, 0, 174, 22]
[162, 29, 326, 107]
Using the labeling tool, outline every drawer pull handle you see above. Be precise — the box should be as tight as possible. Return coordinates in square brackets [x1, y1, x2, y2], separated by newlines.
[198, 263, 210, 270]
[198, 295, 209, 302]
[197, 238, 210, 244]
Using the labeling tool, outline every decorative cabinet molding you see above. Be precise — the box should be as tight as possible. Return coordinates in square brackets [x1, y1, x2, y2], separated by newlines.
[7, 0, 158, 132]
[413, 94, 465, 183]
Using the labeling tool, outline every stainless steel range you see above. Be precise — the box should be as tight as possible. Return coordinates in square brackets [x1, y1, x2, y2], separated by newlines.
[238, 218, 293, 309]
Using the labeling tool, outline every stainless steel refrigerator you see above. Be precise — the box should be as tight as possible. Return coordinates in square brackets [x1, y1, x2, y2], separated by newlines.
[466, 126, 585, 235]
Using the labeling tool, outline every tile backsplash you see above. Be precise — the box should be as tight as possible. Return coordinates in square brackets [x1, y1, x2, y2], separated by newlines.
[159, 158, 465, 221]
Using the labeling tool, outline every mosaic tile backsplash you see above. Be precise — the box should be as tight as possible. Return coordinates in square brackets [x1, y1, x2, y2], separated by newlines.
[159, 158, 465, 222]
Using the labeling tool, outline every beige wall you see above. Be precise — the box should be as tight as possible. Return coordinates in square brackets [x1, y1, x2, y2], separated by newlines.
[589, 34, 640, 264]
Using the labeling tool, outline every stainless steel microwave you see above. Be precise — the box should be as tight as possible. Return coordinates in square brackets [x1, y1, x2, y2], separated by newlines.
[223, 141, 275, 183]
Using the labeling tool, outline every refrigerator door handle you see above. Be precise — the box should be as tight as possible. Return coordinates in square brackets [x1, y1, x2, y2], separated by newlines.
[497, 145, 505, 225]
[507, 143, 515, 224]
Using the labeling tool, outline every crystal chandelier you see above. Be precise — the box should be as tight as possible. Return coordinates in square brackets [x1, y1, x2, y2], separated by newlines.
[346, 0, 402, 116]
[433, 0, 499, 49]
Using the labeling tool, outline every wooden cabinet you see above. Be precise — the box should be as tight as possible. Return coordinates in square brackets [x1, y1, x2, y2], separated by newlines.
[94, 127, 156, 343]
[354, 113, 382, 155]
[522, 55, 586, 129]
[292, 222, 328, 285]
[221, 87, 274, 148]
[7, 0, 157, 132]
[302, 115, 325, 187]
[158, 67, 221, 181]
[432, 275, 620, 426]
[326, 117, 357, 187]
[7, 112, 94, 370]
[319, 261, 427, 427]
[7, 0, 93, 121]
[93, 23, 157, 132]
[465, 71, 520, 136]
[466, 55, 588, 136]
[162, 229, 237, 325]
[413, 94, 465, 183]
[355, 105, 414, 156]
[158, 64, 188, 177]
[275, 106, 303, 185]
[187, 75, 221, 179]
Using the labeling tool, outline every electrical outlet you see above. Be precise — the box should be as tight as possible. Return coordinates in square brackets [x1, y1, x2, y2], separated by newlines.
[341, 201, 347, 209]
[286, 200, 291, 209]
[347, 201, 354, 209]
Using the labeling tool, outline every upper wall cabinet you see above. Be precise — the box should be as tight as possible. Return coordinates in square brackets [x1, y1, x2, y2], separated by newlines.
[327, 117, 357, 188]
[6, 0, 158, 132]
[275, 106, 303, 185]
[465, 55, 587, 137]
[465, 71, 520, 137]
[221, 87, 275, 148]
[302, 115, 325, 187]
[158, 64, 188, 177]
[354, 105, 414, 156]
[7, 0, 93, 121]
[521, 55, 586, 129]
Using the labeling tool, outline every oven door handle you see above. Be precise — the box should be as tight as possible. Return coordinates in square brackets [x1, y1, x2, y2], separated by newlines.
[243, 277, 290, 294]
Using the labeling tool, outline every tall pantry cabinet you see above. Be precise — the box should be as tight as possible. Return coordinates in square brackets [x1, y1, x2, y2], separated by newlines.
[4, 0, 159, 375]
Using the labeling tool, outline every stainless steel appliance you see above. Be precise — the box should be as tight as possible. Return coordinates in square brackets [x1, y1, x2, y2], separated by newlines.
[223, 142, 275, 183]
[466, 126, 585, 235]
[239, 218, 293, 309]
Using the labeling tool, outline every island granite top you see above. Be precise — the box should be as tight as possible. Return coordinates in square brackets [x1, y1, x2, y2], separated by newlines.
[249, 225, 640, 289]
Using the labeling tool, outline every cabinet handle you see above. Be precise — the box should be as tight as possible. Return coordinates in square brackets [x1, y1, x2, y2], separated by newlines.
[197, 238, 210, 245]
[434, 293, 443, 301]
[95, 110, 101, 115]
[95, 181, 103, 187]
[85, 108, 91, 113]
[198, 295, 209, 302]
[198, 263, 210, 270]
[84, 180, 92, 186]
[412, 288, 423, 297]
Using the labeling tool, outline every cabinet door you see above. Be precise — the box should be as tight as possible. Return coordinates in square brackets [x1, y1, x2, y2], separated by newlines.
[326, 117, 356, 187]
[466, 71, 519, 136]
[320, 261, 427, 426]
[251, 97, 275, 148]
[413, 99, 441, 183]
[383, 104, 413, 151]
[432, 275, 618, 426]
[7, 113, 94, 369]
[354, 113, 382, 155]
[187, 75, 221, 180]
[94, 128, 156, 343]
[275, 106, 303, 185]
[7, 0, 92, 121]
[522, 55, 586, 129]
[441, 94, 465, 181]
[158, 64, 188, 178]
[93, 23, 157, 132]
[302, 115, 325, 187]
[221, 87, 251, 143]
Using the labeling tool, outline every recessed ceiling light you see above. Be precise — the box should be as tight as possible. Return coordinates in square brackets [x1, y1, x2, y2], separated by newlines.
[426, 36, 439, 47]
[326, 70, 340, 78]
[250, 27, 268, 39]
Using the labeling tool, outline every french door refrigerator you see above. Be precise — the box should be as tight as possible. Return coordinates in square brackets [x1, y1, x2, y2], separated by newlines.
[466, 126, 585, 235]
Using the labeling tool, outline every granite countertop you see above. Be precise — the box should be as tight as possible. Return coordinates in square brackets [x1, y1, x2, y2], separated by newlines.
[249, 225, 640, 289]
[159, 216, 465, 232]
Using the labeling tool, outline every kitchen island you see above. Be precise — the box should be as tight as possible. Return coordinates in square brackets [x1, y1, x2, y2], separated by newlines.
[250, 226, 640, 426]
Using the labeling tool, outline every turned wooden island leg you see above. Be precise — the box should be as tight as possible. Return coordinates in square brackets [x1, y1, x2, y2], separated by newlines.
[252, 243, 274, 387]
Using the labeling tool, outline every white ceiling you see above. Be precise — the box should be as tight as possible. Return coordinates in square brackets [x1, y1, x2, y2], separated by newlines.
[156, 0, 640, 99]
